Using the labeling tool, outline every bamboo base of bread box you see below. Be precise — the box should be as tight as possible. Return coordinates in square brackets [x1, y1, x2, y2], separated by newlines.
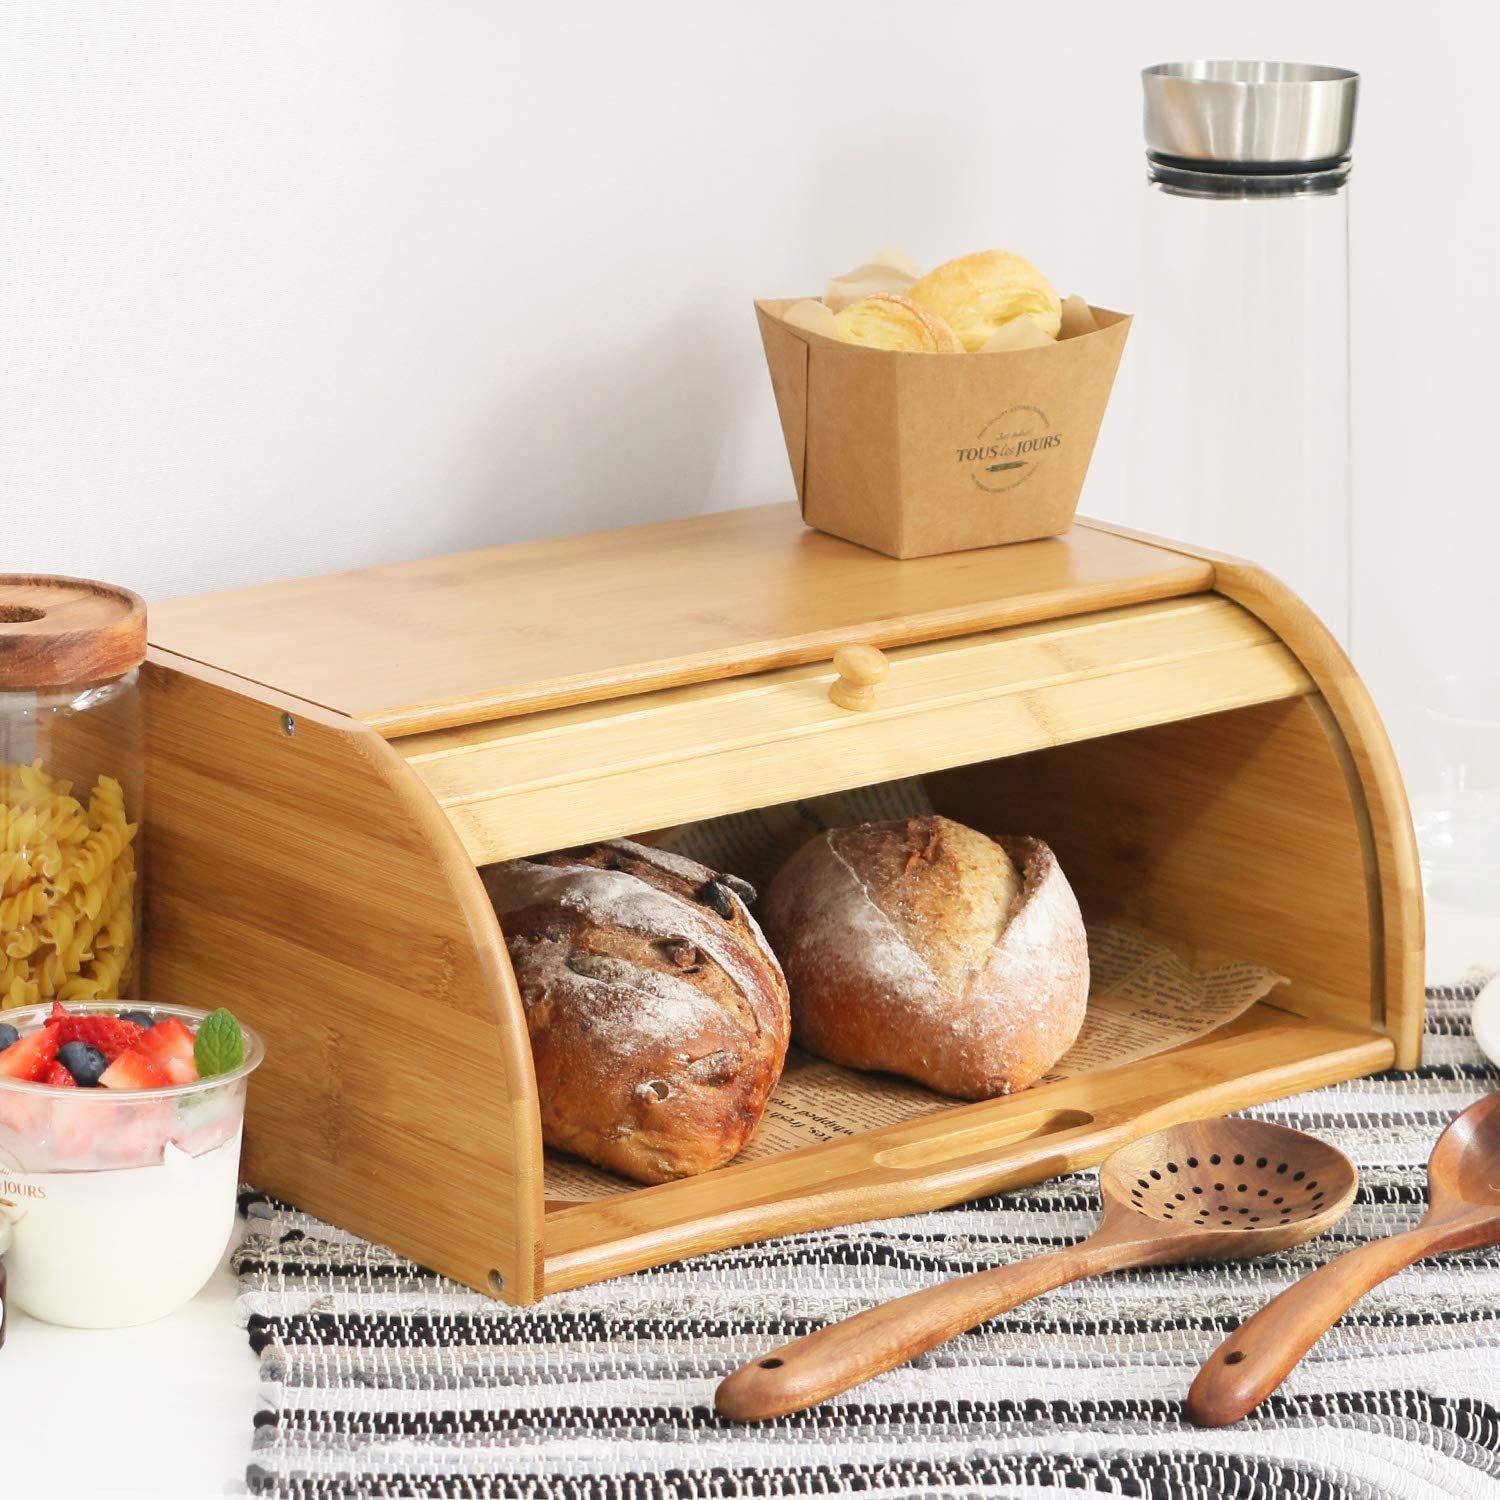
[141, 504, 1422, 1304]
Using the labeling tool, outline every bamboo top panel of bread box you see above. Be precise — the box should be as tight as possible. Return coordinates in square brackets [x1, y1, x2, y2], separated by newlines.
[142, 505, 1423, 1304]
[149, 502, 1214, 736]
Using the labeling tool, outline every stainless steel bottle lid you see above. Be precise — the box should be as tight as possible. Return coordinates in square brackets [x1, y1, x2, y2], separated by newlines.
[1142, 61, 1358, 169]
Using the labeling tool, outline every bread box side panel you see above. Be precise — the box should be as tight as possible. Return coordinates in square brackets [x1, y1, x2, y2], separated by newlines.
[1206, 561, 1425, 1070]
[141, 652, 546, 1302]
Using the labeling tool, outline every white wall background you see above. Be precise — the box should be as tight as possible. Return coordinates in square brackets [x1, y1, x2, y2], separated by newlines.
[3, 0, 1497, 788]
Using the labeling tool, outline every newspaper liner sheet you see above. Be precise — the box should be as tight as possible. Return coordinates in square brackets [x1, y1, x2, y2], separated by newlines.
[543, 780, 1286, 1203]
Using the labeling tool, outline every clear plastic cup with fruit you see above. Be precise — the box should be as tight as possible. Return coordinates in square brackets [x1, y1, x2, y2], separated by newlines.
[0, 1001, 263, 1328]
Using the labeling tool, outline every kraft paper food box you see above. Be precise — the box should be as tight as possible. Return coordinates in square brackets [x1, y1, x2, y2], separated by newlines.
[756, 299, 1131, 559]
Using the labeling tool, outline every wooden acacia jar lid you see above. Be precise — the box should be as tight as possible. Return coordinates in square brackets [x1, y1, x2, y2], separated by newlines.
[0, 574, 148, 690]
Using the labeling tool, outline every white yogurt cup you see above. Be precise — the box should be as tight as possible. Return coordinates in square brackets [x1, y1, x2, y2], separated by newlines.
[0, 1002, 263, 1329]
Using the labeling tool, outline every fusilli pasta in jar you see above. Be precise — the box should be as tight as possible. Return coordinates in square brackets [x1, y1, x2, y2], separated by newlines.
[0, 575, 147, 1009]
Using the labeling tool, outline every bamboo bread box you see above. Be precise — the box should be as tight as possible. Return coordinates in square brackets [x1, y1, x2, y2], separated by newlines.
[141, 503, 1423, 1304]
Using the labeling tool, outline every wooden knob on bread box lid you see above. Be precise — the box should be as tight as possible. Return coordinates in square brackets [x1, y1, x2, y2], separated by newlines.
[829, 643, 889, 712]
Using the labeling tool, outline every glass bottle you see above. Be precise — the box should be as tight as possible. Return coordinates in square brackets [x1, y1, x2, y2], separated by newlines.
[0, 577, 147, 1012]
[1129, 61, 1359, 646]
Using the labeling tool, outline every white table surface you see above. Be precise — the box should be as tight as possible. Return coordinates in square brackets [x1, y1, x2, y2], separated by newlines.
[1, 1233, 260, 1498]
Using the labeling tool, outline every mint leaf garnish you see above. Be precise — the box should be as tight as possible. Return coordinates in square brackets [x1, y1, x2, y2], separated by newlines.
[194, 1009, 245, 1078]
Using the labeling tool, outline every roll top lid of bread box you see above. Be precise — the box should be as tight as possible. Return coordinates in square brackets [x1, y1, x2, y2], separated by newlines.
[756, 299, 1130, 560]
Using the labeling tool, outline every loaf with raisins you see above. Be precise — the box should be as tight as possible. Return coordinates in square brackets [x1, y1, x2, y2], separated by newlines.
[482, 840, 789, 1184]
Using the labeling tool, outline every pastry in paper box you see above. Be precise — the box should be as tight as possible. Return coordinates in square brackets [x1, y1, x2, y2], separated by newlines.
[908, 249, 1063, 350]
[483, 840, 790, 1184]
[762, 815, 1088, 1098]
[833, 294, 963, 354]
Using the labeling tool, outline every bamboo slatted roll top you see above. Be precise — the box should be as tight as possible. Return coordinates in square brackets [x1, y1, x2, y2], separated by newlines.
[0, 576, 148, 1011]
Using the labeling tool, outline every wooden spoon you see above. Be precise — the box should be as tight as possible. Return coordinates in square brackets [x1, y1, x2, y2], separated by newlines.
[716, 1118, 1357, 1422]
[1187, 1090, 1500, 1427]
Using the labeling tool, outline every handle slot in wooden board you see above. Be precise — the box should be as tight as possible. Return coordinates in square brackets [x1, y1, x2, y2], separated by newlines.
[872, 1109, 1094, 1170]
[540, 1006, 1392, 1295]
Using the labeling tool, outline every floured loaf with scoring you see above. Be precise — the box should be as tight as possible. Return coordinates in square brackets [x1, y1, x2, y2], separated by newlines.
[482, 840, 790, 1184]
[762, 815, 1088, 1099]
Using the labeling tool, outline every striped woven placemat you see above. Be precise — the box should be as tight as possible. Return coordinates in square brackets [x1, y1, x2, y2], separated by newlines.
[237, 985, 1499, 1499]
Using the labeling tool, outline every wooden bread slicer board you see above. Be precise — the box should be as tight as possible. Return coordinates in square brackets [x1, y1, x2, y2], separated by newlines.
[141, 504, 1420, 1302]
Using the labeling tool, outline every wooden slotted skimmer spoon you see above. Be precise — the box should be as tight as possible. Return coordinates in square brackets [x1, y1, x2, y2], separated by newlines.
[716, 1119, 1357, 1422]
[1188, 1090, 1500, 1427]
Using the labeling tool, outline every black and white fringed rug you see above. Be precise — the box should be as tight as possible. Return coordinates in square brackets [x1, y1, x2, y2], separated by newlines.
[237, 986, 1500, 1499]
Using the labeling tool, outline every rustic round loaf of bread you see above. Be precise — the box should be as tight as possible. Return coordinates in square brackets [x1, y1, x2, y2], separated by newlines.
[482, 840, 790, 1184]
[763, 815, 1088, 1099]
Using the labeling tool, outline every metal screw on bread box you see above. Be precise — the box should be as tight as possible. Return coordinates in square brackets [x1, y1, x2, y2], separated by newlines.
[281, 713, 296, 737]
[829, 644, 889, 712]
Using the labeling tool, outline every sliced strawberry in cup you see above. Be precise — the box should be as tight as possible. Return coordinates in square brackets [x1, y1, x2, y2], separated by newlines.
[163, 1055, 199, 1085]
[49, 1093, 109, 1161]
[137, 1018, 196, 1071]
[99, 1048, 171, 1091]
[43, 1061, 77, 1087]
[101, 1098, 175, 1166]
[50, 1016, 145, 1061]
[0, 1085, 47, 1138]
[0, 1028, 60, 1082]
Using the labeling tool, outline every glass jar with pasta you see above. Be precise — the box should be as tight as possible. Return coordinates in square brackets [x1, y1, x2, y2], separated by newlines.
[0, 576, 147, 1012]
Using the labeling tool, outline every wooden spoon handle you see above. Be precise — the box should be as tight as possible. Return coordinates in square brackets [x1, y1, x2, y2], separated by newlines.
[716, 1239, 1122, 1422]
[1187, 1226, 1442, 1427]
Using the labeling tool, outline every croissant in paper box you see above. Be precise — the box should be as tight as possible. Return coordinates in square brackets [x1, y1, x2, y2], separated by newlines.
[908, 250, 1063, 351]
[833, 294, 963, 354]
[784, 246, 1088, 355]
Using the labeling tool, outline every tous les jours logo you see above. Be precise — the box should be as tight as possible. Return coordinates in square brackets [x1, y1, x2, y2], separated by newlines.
[957, 405, 1063, 493]
[0, 1145, 41, 1231]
